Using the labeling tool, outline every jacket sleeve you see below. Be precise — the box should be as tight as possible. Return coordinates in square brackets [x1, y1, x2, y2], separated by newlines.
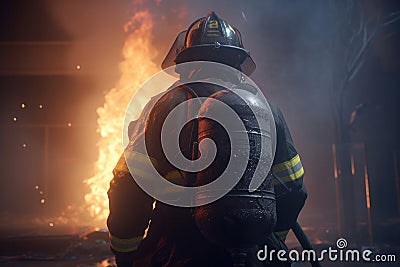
[107, 104, 156, 266]
[271, 105, 307, 241]
[107, 151, 154, 266]
[107, 90, 186, 266]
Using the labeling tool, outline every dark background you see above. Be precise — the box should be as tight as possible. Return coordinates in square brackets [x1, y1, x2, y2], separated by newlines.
[0, 0, 399, 246]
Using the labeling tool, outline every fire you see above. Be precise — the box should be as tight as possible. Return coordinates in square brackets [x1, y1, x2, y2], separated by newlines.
[84, 10, 159, 226]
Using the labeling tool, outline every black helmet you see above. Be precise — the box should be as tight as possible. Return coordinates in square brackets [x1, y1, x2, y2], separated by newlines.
[162, 12, 256, 76]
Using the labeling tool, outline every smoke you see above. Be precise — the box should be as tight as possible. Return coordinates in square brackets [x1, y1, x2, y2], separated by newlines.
[178, 0, 338, 225]
[40, 0, 337, 226]
[156, 0, 339, 226]
[42, 0, 399, 228]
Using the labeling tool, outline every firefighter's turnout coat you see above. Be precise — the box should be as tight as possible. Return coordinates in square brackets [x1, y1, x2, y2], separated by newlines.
[107, 81, 307, 267]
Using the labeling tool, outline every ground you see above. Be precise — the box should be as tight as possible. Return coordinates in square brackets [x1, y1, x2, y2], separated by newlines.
[0, 224, 399, 266]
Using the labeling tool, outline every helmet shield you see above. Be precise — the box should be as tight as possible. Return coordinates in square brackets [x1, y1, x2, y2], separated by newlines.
[161, 30, 187, 71]
[161, 12, 256, 76]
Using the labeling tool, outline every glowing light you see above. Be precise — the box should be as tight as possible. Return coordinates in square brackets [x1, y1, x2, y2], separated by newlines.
[332, 144, 338, 179]
[241, 11, 247, 22]
[35, 185, 39, 190]
[67, 123, 72, 127]
[21, 103, 26, 109]
[22, 143, 27, 148]
[12, 117, 17, 122]
[39, 104, 43, 109]
[84, 10, 159, 226]
[76, 64, 81, 70]
[49, 222, 54, 227]
[39, 191, 43, 195]
[143, 219, 152, 239]
[40, 198, 45, 204]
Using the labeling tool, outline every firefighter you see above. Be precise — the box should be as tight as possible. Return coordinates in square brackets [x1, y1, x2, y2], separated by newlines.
[107, 12, 307, 267]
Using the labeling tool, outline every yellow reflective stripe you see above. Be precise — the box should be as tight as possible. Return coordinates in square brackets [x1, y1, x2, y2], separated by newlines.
[165, 170, 185, 183]
[109, 234, 142, 253]
[114, 152, 129, 173]
[272, 154, 304, 185]
[154, 173, 186, 196]
[125, 151, 159, 169]
[272, 154, 301, 173]
[110, 234, 143, 245]
[274, 167, 305, 185]
[114, 151, 159, 175]
[275, 230, 289, 241]
[130, 166, 155, 181]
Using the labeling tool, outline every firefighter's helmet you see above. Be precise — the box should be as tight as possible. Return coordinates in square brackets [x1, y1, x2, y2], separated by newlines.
[162, 12, 256, 75]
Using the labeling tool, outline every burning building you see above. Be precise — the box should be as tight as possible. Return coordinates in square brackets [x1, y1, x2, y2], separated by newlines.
[0, 0, 399, 266]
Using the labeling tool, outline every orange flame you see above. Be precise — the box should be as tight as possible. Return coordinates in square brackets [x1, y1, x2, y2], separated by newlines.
[84, 10, 159, 226]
